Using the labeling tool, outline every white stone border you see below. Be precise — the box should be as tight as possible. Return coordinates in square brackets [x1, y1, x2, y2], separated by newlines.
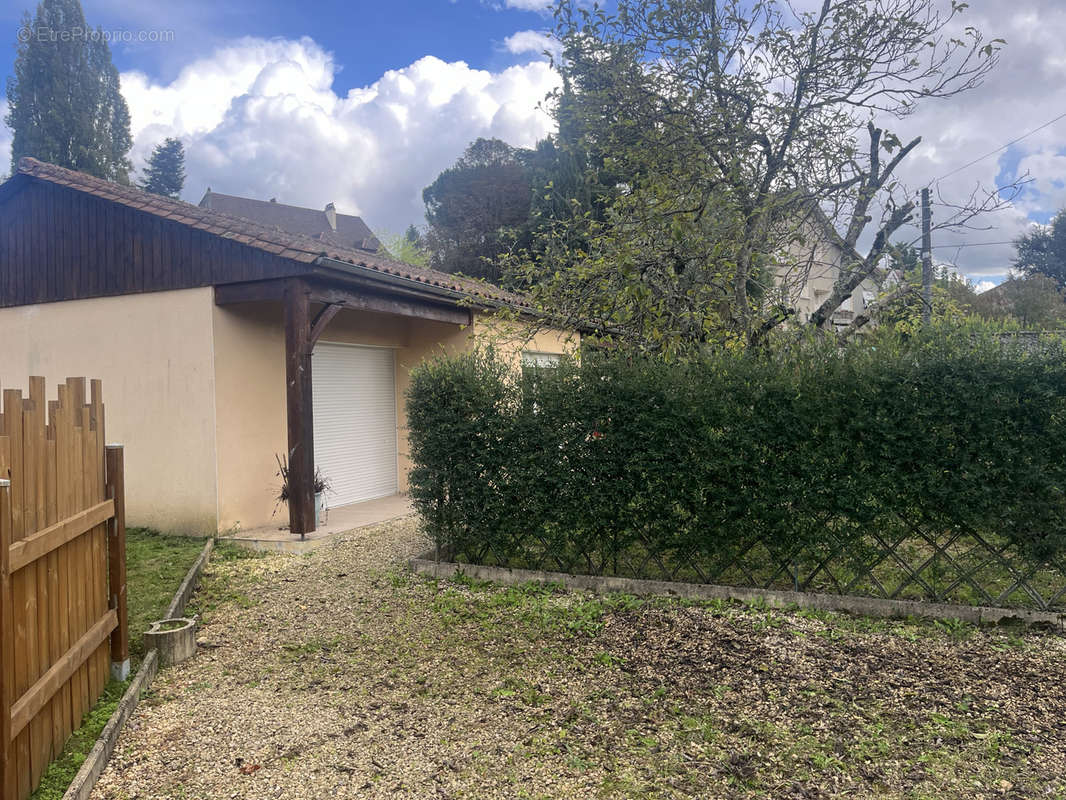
[409, 552, 1066, 629]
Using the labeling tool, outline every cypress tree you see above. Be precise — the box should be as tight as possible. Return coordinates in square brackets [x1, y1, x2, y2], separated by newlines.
[140, 137, 185, 198]
[5, 0, 132, 182]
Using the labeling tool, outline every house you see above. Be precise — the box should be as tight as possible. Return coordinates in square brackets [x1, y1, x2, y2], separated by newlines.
[0, 158, 571, 536]
[774, 205, 883, 329]
[199, 191, 382, 254]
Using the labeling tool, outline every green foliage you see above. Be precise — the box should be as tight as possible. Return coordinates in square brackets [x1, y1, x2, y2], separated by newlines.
[879, 244, 981, 333]
[1014, 209, 1066, 289]
[378, 224, 431, 268]
[973, 274, 1066, 330]
[139, 137, 185, 198]
[407, 336, 1066, 593]
[124, 527, 208, 659]
[6, 0, 132, 182]
[501, 0, 1003, 352]
[422, 138, 538, 283]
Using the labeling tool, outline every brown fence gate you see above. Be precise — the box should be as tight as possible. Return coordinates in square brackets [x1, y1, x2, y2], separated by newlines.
[0, 378, 128, 800]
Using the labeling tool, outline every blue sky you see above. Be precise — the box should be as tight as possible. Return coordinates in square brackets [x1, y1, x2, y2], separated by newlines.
[0, 0, 551, 88]
[0, 0, 1063, 288]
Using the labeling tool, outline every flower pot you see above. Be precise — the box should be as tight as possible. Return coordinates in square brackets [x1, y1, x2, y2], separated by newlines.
[314, 491, 325, 526]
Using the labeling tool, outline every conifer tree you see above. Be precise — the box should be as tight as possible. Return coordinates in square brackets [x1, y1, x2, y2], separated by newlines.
[6, 0, 132, 182]
[140, 137, 185, 198]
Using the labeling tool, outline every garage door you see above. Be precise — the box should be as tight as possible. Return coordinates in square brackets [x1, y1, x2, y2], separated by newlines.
[312, 342, 398, 507]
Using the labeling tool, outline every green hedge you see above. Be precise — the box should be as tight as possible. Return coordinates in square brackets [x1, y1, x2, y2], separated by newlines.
[406, 334, 1066, 601]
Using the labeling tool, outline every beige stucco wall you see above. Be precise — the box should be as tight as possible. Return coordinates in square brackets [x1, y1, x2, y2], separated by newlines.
[210, 302, 574, 532]
[0, 288, 219, 533]
[210, 301, 288, 534]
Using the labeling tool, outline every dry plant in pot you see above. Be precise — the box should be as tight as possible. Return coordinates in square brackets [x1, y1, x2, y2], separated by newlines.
[273, 453, 331, 525]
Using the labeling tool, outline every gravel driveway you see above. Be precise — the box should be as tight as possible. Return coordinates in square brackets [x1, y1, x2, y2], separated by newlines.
[90, 516, 1066, 800]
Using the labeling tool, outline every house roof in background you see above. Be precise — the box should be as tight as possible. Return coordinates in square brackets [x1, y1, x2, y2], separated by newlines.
[9, 158, 523, 308]
[198, 190, 380, 253]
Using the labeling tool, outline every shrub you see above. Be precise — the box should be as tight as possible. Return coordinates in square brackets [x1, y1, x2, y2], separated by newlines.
[406, 332, 1066, 594]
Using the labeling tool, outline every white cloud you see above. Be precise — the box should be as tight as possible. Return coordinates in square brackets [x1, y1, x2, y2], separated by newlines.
[0, 102, 11, 179]
[503, 30, 560, 59]
[974, 280, 998, 294]
[860, 0, 1066, 278]
[503, 0, 553, 11]
[117, 37, 560, 230]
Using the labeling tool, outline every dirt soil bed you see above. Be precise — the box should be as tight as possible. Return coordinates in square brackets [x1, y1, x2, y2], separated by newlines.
[90, 517, 1066, 800]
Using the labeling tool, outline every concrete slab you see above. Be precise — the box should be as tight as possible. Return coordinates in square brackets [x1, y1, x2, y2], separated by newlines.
[224, 494, 415, 552]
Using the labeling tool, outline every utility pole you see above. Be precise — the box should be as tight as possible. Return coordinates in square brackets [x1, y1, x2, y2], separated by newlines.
[920, 187, 933, 325]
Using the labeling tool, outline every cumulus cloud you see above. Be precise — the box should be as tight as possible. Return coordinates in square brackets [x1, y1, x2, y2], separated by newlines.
[503, 30, 560, 59]
[974, 280, 997, 294]
[503, 0, 554, 11]
[115, 37, 560, 231]
[864, 0, 1066, 282]
[0, 102, 11, 179]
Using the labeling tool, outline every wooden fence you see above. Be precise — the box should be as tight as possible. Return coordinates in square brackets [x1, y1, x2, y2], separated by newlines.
[0, 378, 128, 800]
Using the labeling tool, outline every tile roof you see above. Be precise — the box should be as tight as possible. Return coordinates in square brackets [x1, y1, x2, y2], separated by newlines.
[14, 157, 524, 308]
[198, 191, 380, 253]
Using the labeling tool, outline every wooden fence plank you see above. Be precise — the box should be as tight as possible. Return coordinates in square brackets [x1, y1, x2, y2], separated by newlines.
[27, 378, 57, 768]
[21, 397, 47, 789]
[46, 402, 72, 752]
[9, 610, 117, 742]
[4, 388, 32, 799]
[1, 480, 15, 800]
[90, 383, 109, 690]
[7, 501, 114, 573]
[0, 379, 120, 800]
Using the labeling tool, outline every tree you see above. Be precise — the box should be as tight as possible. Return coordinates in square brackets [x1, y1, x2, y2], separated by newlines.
[877, 242, 979, 333]
[1014, 210, 1066, 289]
[139, 137, 185, 198]
[508, 0, 1010, 357]
[422, 138, 535, 283]
[380, 225, 431, 268]
[974, 275, 1066, 329]
[6, 0, 132, 182]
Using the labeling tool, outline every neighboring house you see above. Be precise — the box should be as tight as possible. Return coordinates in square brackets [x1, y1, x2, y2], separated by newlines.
[199, 190, 382, 254]
[775, 207, 883, 330]
[0, 158, 570, 536]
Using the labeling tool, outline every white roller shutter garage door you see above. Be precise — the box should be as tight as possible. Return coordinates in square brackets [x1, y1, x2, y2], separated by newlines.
[312, 342, 398, 507]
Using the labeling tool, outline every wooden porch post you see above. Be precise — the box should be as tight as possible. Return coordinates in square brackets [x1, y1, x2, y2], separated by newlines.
[105, 445, 129, 681]
[284, 280, 316, 536]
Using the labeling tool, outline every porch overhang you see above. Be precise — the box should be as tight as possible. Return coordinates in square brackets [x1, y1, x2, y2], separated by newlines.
[214, 272, 476, 539]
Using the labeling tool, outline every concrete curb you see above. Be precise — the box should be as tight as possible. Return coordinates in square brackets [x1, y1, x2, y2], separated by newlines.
[166, 538, 214, 619]
[62, 650, 158, 800]
[62, 537, 215, 800]
[409, 553, 1066, 629]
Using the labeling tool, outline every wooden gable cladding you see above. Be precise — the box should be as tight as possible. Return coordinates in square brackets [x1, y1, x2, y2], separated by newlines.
[0, 179, 305, 308]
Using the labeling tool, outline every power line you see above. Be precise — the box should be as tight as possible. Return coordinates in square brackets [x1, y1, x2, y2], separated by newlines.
[929, 240, 1014, 249]
[931, 110, 1066, 184]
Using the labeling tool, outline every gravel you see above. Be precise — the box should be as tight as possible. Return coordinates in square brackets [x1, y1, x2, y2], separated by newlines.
[89, 515, 1066, 799]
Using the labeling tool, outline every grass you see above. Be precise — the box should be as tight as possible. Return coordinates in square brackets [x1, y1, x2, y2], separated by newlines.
[100, 520, 1066, 799]
[29, 527, 208, 800]
[403, 574, 1065, 798]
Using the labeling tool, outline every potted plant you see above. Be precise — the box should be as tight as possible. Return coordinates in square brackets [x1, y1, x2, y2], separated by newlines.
[274, 454, 331, 527]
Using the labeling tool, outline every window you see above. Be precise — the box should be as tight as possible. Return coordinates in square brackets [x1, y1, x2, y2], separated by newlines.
[521, 351, 563, 368]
